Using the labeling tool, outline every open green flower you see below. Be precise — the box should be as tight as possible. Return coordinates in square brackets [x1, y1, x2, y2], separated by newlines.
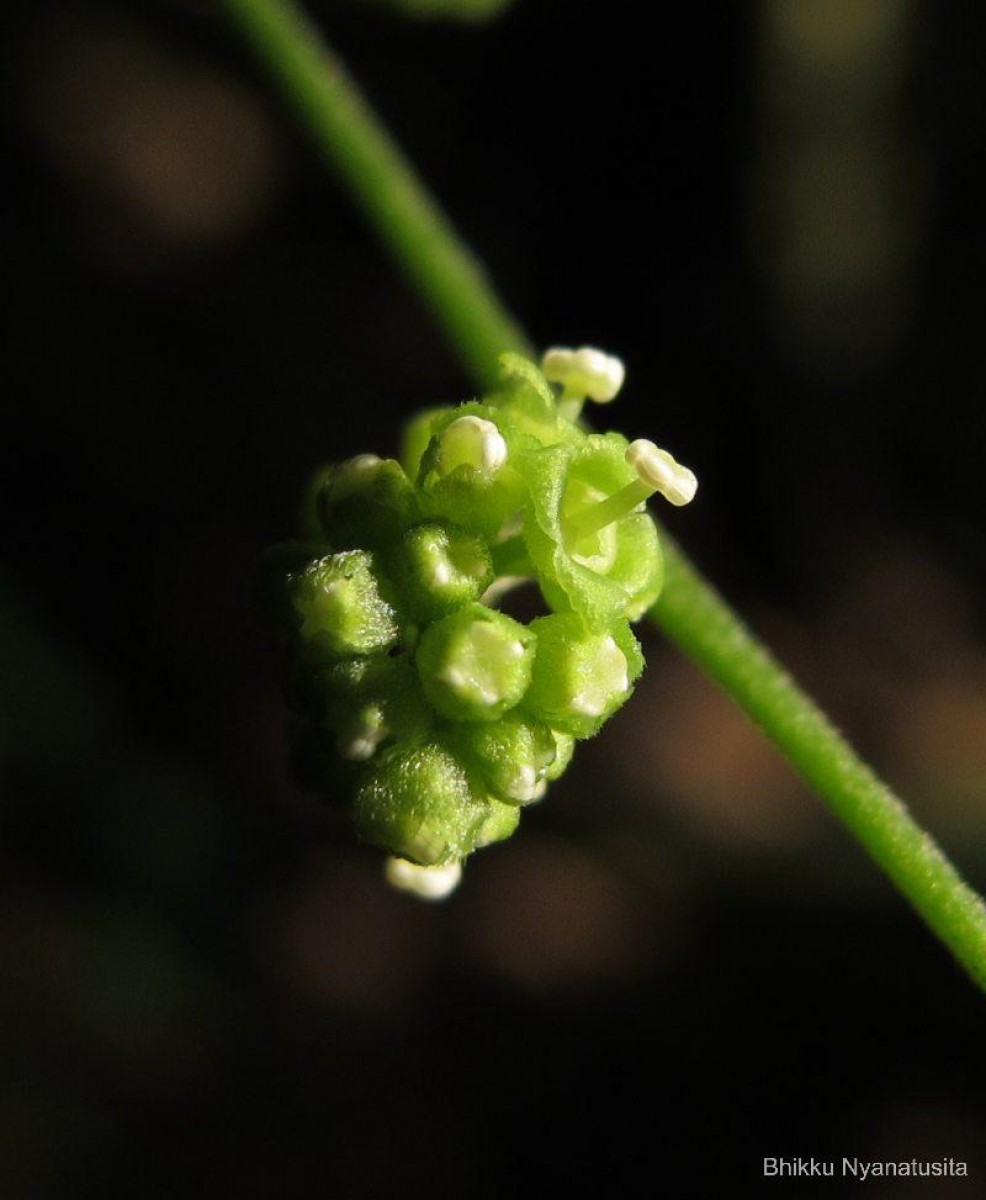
[520, 433, 665, 631]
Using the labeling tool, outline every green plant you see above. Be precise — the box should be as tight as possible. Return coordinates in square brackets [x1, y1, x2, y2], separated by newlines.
[228, 0, 986, 988]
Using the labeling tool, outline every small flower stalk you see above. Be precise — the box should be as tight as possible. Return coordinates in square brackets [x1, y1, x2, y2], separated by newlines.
[256, 348, 696, 898]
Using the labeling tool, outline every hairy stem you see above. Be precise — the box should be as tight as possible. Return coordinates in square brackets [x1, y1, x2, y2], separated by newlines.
[223, 0, 986, 991]
[657, 535, 986, 991]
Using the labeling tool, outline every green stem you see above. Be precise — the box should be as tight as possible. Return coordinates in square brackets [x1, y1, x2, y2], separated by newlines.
[654, 533, 986, 991]
[222, 0, 986, 991]
[220, 0, 531, 390]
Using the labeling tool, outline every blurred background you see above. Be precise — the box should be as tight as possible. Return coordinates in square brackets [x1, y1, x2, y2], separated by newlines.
[3, 0, 986, 1194]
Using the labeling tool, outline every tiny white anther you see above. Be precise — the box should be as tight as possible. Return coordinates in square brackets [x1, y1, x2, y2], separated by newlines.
[541, 346, 626, 403]
[385, 857, 463, 900]
[439, 415, 508, 474]
[530, 778, 548, 802]
[625, 439, 698, 507]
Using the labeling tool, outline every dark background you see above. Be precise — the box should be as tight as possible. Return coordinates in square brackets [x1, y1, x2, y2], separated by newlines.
[3, 1, 986, 1195]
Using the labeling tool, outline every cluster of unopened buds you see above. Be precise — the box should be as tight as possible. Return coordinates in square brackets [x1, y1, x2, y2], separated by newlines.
[257, 348, 696, 898]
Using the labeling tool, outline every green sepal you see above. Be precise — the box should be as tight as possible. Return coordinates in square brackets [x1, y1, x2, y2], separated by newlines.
[523, 612, 643, 738]
[474, 795, 521, 848]
[400, 405, 455, 479]
[353, 739, 491, 866]
[489, 353, 583, 448]
[291, 550, 400, 657]
[520, 433, 663, 630]
[317, 456, 418, 550]
[415, 602, 536, 722]
[544, 729, 575, 781]
[451, 712, 557, 803]
[391, 521, 493, 622]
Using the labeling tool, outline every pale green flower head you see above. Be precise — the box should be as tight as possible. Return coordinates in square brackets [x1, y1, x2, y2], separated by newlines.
[257, 348, 695, 898]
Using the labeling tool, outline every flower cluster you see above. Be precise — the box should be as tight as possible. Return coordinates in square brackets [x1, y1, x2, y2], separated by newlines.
[256, 348, 696, 898]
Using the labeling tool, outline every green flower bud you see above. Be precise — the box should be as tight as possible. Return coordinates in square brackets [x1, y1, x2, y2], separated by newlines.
[292, 550, 400, 657]
[317, 455, 418, 549]
[392, 521, 493, 622]
[416, 602, 535, 722]
[524, 613, 644, 737]
[353, 739, 490, 865]
[452, 712, 557, 803]
[289, 653, 432, 756]
[332, 657, 433, 760]
[416, 403, 528, 539]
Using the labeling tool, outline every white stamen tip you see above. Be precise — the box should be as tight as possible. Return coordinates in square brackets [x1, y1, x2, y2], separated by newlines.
[385, 858, 462, 900]
[625, 439, 698, 506]
[541, 346, 625, 403]
[440, 416, 508, 474]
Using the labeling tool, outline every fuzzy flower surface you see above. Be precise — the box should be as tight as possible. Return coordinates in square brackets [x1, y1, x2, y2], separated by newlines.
[256, 349, 695, 897]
